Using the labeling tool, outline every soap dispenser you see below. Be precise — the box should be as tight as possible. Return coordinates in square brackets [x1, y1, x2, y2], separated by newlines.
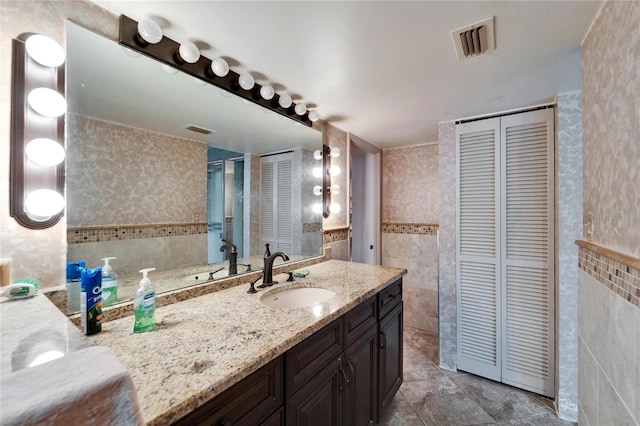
[133, 268, 156, 333]
[101, 257, 118, 306]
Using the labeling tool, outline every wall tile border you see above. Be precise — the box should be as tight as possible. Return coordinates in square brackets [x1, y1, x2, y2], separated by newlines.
[303, 222, 323, 233]
[577, 240, 640, 309]
[323, 227, 349, 243]
[382, 222, 439, 235]
[68, 223, 208, 244]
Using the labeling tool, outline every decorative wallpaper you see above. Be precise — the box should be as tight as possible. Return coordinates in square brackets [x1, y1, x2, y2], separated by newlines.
[0, 1, 117, 289]
[66, 114, 207, 227]
[382, 143, 440, 223]
[582, 0, 640, 258]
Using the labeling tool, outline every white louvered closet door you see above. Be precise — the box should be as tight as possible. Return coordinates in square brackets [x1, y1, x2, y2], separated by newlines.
[260, 153, 294, 253]
[456, 117, 502, 381]
[455, 108, 555, 397]
[500, 109, 554, 396]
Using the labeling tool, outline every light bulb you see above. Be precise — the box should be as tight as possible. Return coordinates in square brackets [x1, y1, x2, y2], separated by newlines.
[210, 58, 229, 77]
[238, 72, 255, 90]
[330, 185, 340, 195]
[330, 203, 341, 214]
[294, 103, 307, 115]
[28, 88, 66, 117]
[329, 165, 341, 176]
[26, 138, 65, 167]
[313, 150, 323, 160]
[24, 189, 64, 219]
[137, 18, 163, 44]
[260, 85, 275, 100]
[25, 35, 65, 67]
[178, 42, 200, 64]
[312, 203, 323, 214]
[278, 93, 292, 109]
[313, 167, 323, 178]
[313, 186, 322, 196]
[308, 110, 320, 122]
[330, 147, 341, 158]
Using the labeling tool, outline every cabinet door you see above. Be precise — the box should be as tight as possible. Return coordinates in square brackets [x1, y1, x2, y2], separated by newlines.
[286, 355, 346, 426]
[345, 325, 378, 426]
[378, 302, 403, 418]
[173, 356, 283, 426]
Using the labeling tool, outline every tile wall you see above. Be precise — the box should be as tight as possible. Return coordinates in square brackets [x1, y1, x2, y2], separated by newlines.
[579, 1, 640, 424]
[381, 143, 440, 334]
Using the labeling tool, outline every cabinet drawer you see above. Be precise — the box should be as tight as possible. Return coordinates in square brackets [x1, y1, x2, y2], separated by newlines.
[344, 295, 377, 347]
[285, 317, 343, 398]
[378, 279, 402, 320]
[173, 356, 283, 426]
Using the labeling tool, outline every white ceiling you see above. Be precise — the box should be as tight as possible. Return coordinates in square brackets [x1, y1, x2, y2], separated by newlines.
[91, 0, 603, 149]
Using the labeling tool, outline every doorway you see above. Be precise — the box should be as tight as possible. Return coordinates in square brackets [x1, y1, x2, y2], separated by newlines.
[350, 135, 381, 265]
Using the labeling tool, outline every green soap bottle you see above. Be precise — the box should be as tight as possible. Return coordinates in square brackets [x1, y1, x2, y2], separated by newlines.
[133, 268, 156, 333]
[101, 257, 118, 306]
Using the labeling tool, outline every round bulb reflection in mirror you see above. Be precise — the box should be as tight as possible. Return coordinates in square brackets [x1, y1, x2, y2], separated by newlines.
[330, 203, 341, 214]
[238, 72, 255, 90]
[210, 57, 229, 77]
[29, 350, 65, 368]
[278, 93, 292, 109]
[24, 189, 64, 220]
[330, 147, 340, 158]
[313, 150, 323, 160]
[137, 18, 163, 44]
[313, 186, 322, 196]
[25, 35, 65, 67]
[308, 110, 320, 122]
[294, 103, 307, 116]
[313, 167, 323, 178]
[260, 85, 275, 100]
[329, 165, 341, 176]
[330, 185, 341, 195]
[312, 203, 323, 214]
[28, 88, 66, 117]
[26, 138, 65, 167]
[178, 42, 200, 63]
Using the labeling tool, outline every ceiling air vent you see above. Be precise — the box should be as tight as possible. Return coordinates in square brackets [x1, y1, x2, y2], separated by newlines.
[451, 17, 495, 60]
[185, 124, 215, 135]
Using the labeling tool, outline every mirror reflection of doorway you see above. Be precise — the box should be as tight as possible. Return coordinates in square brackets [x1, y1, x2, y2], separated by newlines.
[208, 158, 244, 264]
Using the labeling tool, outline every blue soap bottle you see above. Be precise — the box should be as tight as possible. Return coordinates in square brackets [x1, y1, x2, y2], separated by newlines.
[80, 267, 102, 335]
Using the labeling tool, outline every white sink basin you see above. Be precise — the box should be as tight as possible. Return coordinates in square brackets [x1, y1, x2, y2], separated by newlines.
[260, 287, 336, 309]
[182, 269, 229, 283]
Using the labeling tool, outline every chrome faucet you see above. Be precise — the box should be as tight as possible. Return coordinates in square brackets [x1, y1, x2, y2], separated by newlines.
[262, 250, 290, 286]
[219, 239, 238, 275]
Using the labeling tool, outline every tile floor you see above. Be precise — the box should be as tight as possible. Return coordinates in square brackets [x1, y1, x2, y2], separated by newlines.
[379, 327, 576, 426]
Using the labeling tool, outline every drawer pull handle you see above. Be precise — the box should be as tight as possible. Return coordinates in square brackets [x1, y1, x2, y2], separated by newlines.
[347, 360, 355, 381]
[221, 420, 234, 426]
[380, 331, 387, 349]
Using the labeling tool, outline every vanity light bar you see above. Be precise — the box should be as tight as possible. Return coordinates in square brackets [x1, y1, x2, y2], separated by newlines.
[10, 34, 66, 229]
[118, 15, 313, 127]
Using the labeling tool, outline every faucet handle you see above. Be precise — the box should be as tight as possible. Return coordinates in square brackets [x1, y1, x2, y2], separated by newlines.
[286, 272, 295, 282]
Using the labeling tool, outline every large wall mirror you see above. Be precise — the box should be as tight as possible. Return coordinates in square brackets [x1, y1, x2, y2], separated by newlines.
[65, 22, 323, 313]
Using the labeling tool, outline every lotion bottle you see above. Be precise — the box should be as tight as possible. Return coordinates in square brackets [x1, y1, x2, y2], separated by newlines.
[101, 257, 119, 306]
[133, 268, 156, 333]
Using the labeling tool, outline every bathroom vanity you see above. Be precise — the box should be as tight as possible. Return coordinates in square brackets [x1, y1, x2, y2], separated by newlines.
[90, 260, 406, 425]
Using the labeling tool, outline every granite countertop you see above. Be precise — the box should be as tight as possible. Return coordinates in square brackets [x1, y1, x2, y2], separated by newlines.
[90, 260, 406, 425]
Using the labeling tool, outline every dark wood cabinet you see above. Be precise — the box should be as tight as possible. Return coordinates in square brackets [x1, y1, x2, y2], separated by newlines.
[173, 356, 283, 426]
[175, 279, 403, 426]
[345, 325, 378, 426]
[378, 301, 403, 418]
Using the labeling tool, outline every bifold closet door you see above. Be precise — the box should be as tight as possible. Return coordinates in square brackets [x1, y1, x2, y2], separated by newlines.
[455, 117, 502, 382]
[260, 153, 294, 253]
[500, 109, 554, 397]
